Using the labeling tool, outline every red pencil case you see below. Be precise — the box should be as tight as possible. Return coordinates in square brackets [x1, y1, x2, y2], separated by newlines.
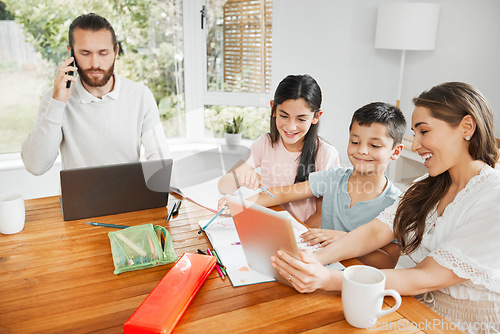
[123, 252, 216, 333]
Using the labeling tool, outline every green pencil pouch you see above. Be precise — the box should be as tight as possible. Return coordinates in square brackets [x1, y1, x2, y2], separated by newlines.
[108, 223, 178, 274]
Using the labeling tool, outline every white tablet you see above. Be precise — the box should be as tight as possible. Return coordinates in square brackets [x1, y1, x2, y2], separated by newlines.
[225, 195, 300, 286]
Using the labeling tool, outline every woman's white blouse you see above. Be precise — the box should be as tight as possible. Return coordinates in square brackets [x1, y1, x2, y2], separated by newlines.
[377, 168, 500, 301]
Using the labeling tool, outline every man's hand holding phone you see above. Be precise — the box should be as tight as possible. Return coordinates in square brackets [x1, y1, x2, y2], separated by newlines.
[66, 49, 76, 89]
[52, 56, 77, 103]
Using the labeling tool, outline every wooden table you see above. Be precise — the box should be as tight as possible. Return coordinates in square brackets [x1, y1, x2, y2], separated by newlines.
[0, 196, 462, 333]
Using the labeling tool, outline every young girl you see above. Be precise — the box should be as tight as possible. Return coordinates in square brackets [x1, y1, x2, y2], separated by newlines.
[218, 74, 339, 226]
[272, 82, 500, 334]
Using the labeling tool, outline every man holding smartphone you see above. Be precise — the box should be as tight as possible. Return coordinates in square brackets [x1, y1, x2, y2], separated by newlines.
[21, 13, 169, 175]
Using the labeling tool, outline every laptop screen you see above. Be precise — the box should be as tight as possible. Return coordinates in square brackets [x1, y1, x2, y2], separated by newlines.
[60, 159, 172, 221]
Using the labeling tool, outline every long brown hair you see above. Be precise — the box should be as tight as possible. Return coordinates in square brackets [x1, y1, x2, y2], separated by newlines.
[394, 82, 498, 254]
[269, 74, 322, 183]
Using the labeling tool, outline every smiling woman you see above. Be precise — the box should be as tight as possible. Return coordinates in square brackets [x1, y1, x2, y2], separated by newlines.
[271, 82, 500, 334]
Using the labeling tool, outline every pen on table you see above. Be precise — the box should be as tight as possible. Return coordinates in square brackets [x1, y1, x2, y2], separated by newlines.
[198, 248, 225, 270]
[259, 185, 275, 198]
[198, 207, 225, 234]
[86, 222, 130, 229]
[166, 200, 179, 223]
[171, 200, 182, 216]
[211, 249, 227, 276]
[231, 242, 241, 246]
[208, 248, 225, 268]
[206, 248, 224, 280]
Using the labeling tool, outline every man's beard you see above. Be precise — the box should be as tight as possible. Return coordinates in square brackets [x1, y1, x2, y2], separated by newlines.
[78, 61, 115, 87]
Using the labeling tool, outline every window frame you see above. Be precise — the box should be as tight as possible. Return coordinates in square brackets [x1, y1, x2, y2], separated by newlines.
[183, 0, 272, 142]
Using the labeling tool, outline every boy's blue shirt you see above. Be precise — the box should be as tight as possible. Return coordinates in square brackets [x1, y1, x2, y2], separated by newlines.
[308, 166, 401, 231]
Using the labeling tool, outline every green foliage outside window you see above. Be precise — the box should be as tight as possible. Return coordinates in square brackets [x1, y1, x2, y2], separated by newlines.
[0, 1, 14, 20]
[205, 105, 270, 139]
[3, 0, 184, 138]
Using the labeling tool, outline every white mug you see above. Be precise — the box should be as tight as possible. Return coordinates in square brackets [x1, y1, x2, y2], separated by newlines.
[342, 265, 402, 328]
[0, 193, 25, 235]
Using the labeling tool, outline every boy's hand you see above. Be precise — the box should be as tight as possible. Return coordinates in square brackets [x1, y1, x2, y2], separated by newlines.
[234, 169, 261, 191]
[53, 57, 78, 103]
[301, 229, 346, 247]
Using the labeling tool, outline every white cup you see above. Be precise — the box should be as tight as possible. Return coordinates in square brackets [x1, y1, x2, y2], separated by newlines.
[0, 193, 25, 235]
[342, 265, 402, 328]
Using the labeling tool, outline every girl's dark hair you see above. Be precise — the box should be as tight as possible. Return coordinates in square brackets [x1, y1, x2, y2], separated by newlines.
[69, 13, 117, 49]
[269, 74, 322, 183]
[394, 82, 498, 254]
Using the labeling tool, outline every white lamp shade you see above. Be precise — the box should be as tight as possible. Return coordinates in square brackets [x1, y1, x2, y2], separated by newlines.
[375, 2, 440, 51]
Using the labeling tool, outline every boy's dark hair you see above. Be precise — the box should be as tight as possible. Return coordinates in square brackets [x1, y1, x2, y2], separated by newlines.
[269, 74, 322, 183]
[349, 102, 406, 147]
[69, 13, 117, 49]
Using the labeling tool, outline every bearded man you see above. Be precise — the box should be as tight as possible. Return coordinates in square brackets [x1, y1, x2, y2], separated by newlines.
[22, 13, 169, 175]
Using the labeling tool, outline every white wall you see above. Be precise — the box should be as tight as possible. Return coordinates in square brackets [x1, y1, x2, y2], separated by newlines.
[272, 0, 356, 164]
[0, 156, 62, 199]
[272, 0, 500, 164]
[401, 0, 500, 134]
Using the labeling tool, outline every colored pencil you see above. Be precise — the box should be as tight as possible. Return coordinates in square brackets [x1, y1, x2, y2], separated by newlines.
[259, 185, 275, 198]
[171, 200, 182, 216]
[211, 249, 227, 276]
[147, 235, 156, 257]
[116, 234, 147, 257]
[206, 248, 224, 280]
[198, 207, 224, 234]
[86, 221, 130, 229]
[197, 249, 208, 255]
[166, 200, 180, 222]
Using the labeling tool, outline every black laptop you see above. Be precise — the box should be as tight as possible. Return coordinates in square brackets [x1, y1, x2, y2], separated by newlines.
[60, 159, 172, 221]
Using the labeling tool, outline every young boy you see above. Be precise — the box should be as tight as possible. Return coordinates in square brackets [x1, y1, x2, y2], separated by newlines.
[219, 102, 406, 269]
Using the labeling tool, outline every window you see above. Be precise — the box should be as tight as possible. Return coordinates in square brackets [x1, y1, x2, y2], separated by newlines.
[0, 19, 42, 154]
[1, 0, 273, 157]
[206, 0, 272, 93]
[184, 0, 273, 142]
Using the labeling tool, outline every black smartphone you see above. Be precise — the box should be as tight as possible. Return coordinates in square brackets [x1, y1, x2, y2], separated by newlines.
[66, 48, 76, 88]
